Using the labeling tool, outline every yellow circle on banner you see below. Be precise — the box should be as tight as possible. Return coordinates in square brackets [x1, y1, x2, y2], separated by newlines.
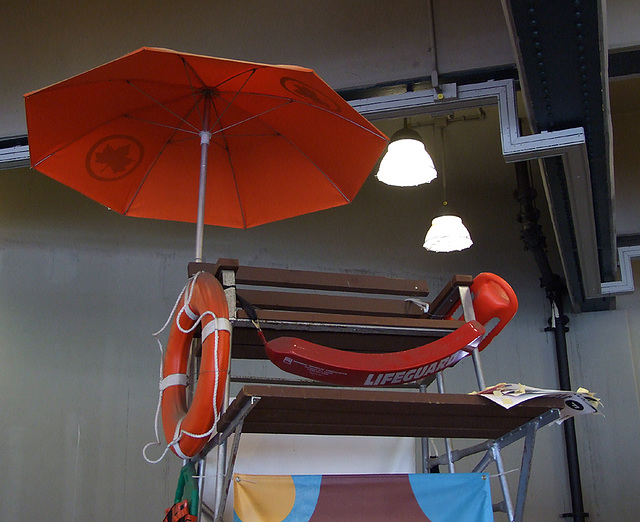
[234, 474, 296, 522]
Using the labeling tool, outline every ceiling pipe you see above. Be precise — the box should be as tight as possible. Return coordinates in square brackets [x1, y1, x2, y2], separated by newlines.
[514, 161, 588, 522]
[426, 0, 440, 91]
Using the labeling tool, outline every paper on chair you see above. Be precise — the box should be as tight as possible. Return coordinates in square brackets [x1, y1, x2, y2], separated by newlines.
[471, 383, 602, 422]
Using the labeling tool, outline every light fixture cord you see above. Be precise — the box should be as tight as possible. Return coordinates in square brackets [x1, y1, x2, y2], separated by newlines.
[427, 0, 439, 88]
[440, 125, 447, 207]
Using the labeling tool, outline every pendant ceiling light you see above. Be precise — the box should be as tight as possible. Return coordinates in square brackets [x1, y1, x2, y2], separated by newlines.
[423, 127, 473, 252]
[424, 213, 473, 252]
[376, 121, 437, 187]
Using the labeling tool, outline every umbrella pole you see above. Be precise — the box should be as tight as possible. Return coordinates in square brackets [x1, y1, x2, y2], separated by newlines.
[195, 131, 211, 262]
[195, 96, 212, 262]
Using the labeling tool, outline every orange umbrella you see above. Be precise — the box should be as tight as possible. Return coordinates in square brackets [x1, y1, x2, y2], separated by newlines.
[24, 47, 388, 260]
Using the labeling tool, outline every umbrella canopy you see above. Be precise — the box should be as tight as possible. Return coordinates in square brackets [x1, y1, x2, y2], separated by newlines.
[24, 47, 388, 257]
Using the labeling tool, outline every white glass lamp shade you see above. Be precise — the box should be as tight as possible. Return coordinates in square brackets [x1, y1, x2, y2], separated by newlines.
[376, 129, 437, 187]
[423, 215, 473, 252]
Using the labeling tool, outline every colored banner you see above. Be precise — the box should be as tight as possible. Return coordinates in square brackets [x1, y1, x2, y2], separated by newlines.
[234, 473, 493, 522]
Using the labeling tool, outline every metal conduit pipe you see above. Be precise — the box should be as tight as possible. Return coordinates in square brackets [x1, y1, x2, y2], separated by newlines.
[548, 295, 587, 522]
[514, 161, 587, 521]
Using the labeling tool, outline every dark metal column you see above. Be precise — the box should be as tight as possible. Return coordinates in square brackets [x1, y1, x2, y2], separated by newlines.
[514, 161, 587, 521]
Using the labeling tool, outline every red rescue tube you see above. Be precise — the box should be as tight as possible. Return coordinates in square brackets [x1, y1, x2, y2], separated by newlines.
[161, 272, 230, 458]
[470, 273, 518, 351]
[262, 272, 518, 387]
[265, 320, 485, 387]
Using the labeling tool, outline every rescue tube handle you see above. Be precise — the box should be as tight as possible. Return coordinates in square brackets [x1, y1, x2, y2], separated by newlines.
[237, 293, 259, 323]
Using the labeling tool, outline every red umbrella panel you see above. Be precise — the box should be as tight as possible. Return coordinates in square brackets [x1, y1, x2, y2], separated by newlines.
[24, 47, 388, 258]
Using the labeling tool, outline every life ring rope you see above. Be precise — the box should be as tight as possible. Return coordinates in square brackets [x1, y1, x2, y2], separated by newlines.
[143, 272, 230, 464]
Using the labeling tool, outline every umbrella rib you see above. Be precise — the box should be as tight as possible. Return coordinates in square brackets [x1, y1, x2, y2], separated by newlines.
[181, 57, 209, 129]
[212, 88, 388, 141]
[179, 55, 261, 94]
[226, 148, 248, 229]
[121, 150, 163, 215]
[207, 66, 262, 94]
[222, 101, 353, 203]
[212, 95, 385, 205]
[209, 100, 248, 228]
[285, 99, 387, 198]
[176, 58, 263, 134]
[121, 129, 180, 215]
[209, 99, 293, 138]
[206, 85, 388, 164]
[208, 69, 258, 135]
[175, 57, 270, 133]
[126, 80, 201, 133]
[266, 93, 391, 139]
[124, 115, 200, 136]
[280, 134, 351, 203]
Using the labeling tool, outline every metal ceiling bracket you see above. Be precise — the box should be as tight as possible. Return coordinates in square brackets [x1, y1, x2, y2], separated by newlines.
[601, 245, 640, 295]
[350, 78, 587, 167]
[433, 82, 458, 102]
[0, 143, 29, 170]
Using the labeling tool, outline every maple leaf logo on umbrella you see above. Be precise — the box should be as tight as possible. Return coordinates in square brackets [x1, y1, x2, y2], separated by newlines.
[86, 134, 144, 181]
[280, 77, 341, 112]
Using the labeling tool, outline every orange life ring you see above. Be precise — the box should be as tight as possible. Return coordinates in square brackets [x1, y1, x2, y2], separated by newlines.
[160, 272, 231, 459]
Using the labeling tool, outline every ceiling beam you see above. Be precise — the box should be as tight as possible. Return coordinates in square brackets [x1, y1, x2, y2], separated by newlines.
[501, 0, 615, 311]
